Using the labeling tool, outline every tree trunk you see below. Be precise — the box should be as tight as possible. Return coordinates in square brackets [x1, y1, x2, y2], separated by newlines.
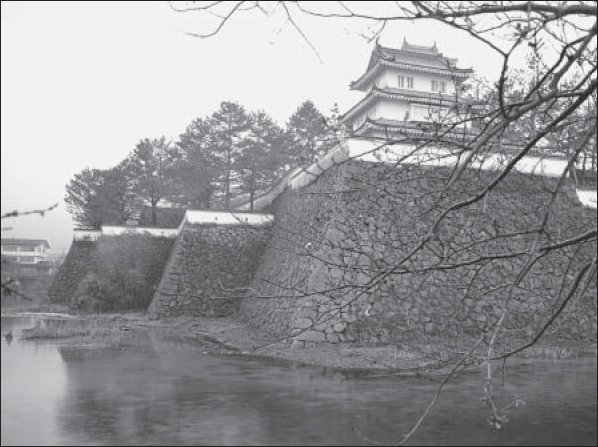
[249, 169, 255, 211]
[225, 169, 230, 209]
[225, 120, 232, 209]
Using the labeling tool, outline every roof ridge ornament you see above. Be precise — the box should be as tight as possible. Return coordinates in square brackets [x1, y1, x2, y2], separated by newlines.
[401, 39, 440, 54]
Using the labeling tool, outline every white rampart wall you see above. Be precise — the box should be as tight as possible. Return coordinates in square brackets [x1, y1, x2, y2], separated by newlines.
[101, 226, 179, 238]
[235, 138, 595, 211]
[345, 138, 571, 177]
[289, 144, 350, 190]
[184, 210, 274, 226]
[236, 167, 303, 211]
[73, 230, 102, 241]
[577, 189, 598, 209]
[72, 140, 595, 239]
[73, 212, 275, 241]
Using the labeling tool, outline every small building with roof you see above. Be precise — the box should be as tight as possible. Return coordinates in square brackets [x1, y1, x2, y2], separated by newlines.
[1, 238, 52, 280]
[1, 238, 50, 264]
[340, 39, 474, 139]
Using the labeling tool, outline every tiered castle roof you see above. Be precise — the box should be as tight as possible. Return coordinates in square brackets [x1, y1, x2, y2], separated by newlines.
[340, 85, 475, 125]
[351, 40, 473, 91]
[340, 40, 475, 140]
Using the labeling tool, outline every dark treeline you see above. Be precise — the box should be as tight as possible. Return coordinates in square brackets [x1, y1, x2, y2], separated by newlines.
[65, 100, 342, 228]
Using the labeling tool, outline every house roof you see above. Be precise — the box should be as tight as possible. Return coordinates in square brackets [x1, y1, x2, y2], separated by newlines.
[352, 117, 475, 141]
[353, 41, 473, 91]
[369, 41, 455, 70]
[339, 86, 474, 124]
[376, 86, 476, 103]
[1, 238, 50, 248]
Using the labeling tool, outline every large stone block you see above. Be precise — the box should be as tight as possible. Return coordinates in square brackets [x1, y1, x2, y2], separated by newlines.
[297, 330, 327, 343]
[295, 317, 313, 330]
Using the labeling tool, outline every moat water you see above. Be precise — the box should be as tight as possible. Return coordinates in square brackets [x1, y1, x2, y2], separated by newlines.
[1, 315, 596, 446]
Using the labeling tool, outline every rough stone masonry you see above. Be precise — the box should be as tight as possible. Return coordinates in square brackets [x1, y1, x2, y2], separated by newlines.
[52, 160, 597, 348]
[148, 222, 271, 319]
[241, 161, 597, 347]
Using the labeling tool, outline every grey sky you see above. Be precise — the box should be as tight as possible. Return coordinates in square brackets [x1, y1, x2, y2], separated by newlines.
[1, 1, 502, 252]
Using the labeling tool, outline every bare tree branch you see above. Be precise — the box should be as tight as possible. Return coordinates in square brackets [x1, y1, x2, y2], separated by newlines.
[1, 203, 59, 220]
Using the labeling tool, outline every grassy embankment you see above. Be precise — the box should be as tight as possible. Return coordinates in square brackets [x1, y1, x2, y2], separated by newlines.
[12, 315, 129, 349]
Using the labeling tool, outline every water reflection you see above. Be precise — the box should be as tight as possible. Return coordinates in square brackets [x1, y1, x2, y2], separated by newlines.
[1, 315, 37, 332]
[1, 317, 68, 447]
[3, 331, 14, 345]
[2, 316, 597, 446]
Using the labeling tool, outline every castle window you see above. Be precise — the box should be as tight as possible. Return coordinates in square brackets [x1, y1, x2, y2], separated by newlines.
[432, 80, 447, 93]
[399, 76, 414, 89]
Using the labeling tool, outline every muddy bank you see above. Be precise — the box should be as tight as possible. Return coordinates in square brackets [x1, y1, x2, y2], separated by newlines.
[4, 311, 595, 375]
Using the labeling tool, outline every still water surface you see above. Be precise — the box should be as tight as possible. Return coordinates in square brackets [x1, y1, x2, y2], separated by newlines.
[1, 316, 596, 446]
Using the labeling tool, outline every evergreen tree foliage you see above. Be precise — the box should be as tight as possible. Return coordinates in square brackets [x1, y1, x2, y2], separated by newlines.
[65, 100, 337, 222]
[170, 118, 217, 208]
[126, 136, 174, 225]
[285, 100, 337, 166]
[235, 110, 285, 210]
[209, 101, 250, 207]
[64, 167, 133, 229]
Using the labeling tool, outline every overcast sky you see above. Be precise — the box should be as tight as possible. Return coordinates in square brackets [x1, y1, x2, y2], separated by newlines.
[1, 1, 503, 251]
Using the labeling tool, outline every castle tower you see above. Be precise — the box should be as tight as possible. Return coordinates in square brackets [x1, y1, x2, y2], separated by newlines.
[339, 40, 474, 140]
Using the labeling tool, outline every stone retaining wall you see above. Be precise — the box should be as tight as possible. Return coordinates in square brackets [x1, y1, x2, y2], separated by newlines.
[49, 234, 174, 311]
[148, 223, 271, 319]
[51, 158, 596, 348]
[241, 161, 597, 347]
[48, 240, 99, 304]
[72, 235, 175, 311]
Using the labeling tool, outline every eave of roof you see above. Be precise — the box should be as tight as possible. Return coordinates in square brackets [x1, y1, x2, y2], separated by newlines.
[374, 86, 474, 104]
[1, 238, 50, 248]
[351, 60, 473, 91]
[368, 41, 443, 68]
[352, 117, 473, 140]
[339, 87, 473, 124]
[338, 93, 377, 124]
[352, 118, 535, 152]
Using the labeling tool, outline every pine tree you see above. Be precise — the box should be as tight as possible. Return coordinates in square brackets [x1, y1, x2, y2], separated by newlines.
[285, 100, 331, 166]
[235, 110, 285, 210]
[64, 168, 106, 229]
[64, 166, 134, 228]
[209, 102, 250, 208]
[170, 118, 217, 208]
[127, 136, 173, 225]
